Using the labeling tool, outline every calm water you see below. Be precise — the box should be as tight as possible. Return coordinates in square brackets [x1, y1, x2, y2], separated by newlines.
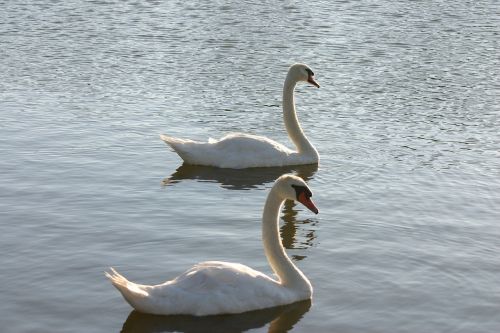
[1, 1, 499, 332]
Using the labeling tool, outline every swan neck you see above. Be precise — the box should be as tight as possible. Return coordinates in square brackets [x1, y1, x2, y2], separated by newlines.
[282, 76, 316, 155]
[262, 188, 311, 292]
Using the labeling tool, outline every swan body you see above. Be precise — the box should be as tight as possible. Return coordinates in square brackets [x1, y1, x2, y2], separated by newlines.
[160, 64, 320, 169]
[106, 174, 319, 316]
[160, 133, 313, 169]
[106, 262, 299, 316]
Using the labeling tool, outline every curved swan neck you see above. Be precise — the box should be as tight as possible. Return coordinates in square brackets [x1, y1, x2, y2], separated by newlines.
[282, 74, 316, 156]
[262, 188, 311, 292]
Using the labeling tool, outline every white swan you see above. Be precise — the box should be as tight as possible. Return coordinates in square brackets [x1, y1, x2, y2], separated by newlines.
[106, 174, 319, 316]
[160, 64, 320, 169]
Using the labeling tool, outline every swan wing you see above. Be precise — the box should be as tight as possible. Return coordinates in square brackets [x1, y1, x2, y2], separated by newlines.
[160, 133, 296, 168]
[127, 261, 294, 316]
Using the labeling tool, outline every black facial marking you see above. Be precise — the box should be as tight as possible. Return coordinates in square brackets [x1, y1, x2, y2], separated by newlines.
[305, 68, 314, 77]
[291, 184, 312, 200]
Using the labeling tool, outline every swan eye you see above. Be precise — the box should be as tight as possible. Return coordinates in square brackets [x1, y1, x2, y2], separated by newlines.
[305, 68, 314, 77]
[291, 184, 312, 199]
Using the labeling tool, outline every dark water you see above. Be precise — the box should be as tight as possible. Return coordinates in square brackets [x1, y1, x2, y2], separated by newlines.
[1, 1, 499, 332]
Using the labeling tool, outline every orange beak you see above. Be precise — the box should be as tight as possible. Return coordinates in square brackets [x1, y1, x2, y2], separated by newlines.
[298, 192, 319, 214]
[307, 76, 320, 88]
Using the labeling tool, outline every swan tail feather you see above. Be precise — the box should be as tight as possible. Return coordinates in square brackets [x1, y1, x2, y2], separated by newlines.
[159, 134, 194, 145]
[105, 268, 149, 309]
[159, 134, 203, 164]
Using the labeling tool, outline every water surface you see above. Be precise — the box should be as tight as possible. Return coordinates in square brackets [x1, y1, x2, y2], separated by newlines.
[1, 1, 499, 332]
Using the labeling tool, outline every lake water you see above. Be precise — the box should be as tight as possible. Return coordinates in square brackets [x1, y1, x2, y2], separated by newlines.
[1, 1, 499, 332]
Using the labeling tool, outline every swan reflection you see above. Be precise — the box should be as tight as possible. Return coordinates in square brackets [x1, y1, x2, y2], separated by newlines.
[120, 299, 311, 333]
[162, 163, 318, 190]
[281, 200, 318, 261]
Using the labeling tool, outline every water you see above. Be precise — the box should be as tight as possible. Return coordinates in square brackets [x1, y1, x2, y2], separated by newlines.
[1, 1, 499, 332]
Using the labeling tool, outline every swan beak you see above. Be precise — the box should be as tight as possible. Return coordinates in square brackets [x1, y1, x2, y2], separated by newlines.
[307, 76, 320, 88]
[298, 192, 319, 214]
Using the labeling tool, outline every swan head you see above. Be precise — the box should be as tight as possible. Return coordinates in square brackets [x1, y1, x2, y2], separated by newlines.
[289, 63, 320, 88]
[275, 174, 319, 214]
